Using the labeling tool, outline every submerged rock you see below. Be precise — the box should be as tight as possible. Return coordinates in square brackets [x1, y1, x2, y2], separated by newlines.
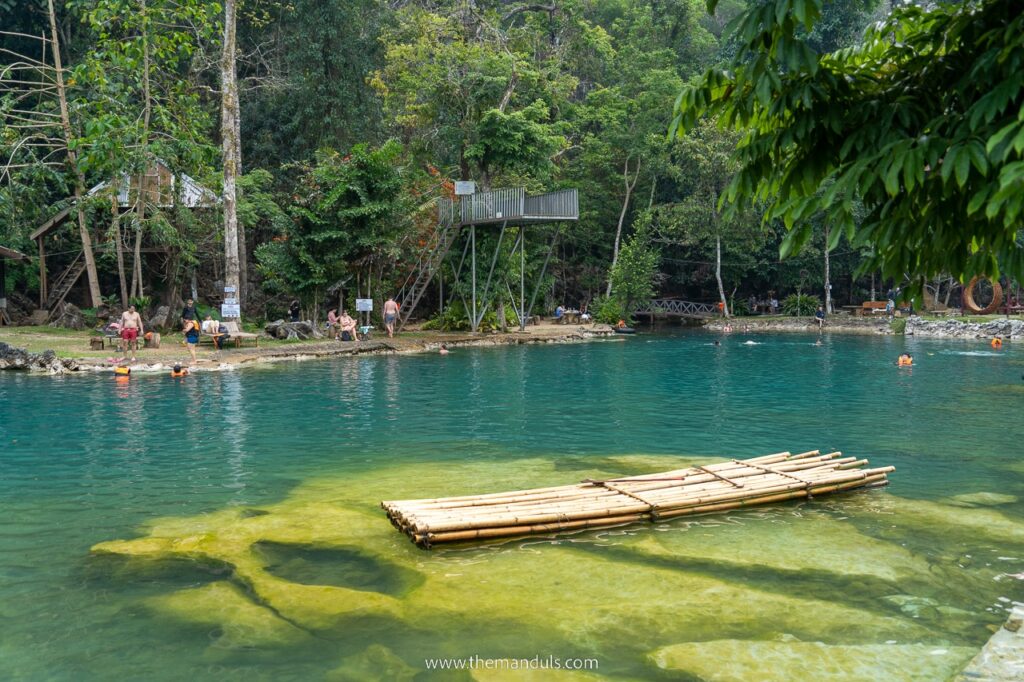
[470, 667, 607, 681]
[843, 494, 1024, 547]
[947, 492, 1018, 508]
[648, 640, 975, 681]
[628, 511, 931, 583]
[326, 644, 417, 682]
[148, 581, 311, 649]
[91, 458, 934, 658]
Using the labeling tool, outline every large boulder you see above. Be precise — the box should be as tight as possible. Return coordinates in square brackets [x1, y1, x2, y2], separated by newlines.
[264, 319, 321, 340]
[147, 305, 171, 330]
[48, 302, 86, 330]
[0, 342, 78, 373]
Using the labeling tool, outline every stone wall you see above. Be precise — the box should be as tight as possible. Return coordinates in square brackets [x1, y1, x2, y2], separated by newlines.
[906, 317, 1023, 339]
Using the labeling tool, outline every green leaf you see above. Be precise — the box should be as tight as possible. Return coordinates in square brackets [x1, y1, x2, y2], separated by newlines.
[954, 150, 971, 187]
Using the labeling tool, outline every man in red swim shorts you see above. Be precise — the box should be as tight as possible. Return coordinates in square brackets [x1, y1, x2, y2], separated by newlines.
[119, 304, 144, 362]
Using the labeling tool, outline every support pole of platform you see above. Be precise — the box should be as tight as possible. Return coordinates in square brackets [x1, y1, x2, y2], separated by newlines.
[475, 221, 506, 329]
[520, 227, 526, 331]
[471, 224, 477, 332]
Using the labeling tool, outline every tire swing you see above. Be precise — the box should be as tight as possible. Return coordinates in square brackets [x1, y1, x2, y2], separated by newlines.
[962, 276, 1003, 315]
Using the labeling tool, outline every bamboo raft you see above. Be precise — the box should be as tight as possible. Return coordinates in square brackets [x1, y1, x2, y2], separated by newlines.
[382, 451, 893, 548]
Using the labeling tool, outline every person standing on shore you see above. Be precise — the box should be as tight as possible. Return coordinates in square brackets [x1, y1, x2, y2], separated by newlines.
[383, 297, 400, 338]
[119, 305, 144, 362]
[815, 305, 826, 331]
[181, 298, 197, 325]
[289, 300, 301, 322]
[183, 318, 200, 365]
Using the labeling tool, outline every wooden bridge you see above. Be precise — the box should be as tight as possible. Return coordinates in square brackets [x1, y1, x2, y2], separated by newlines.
[634, 298, 719, 319]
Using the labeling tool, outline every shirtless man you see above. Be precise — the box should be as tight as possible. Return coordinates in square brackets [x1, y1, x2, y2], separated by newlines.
[119, 305, 144, 362]
[383, 297, 400, 338]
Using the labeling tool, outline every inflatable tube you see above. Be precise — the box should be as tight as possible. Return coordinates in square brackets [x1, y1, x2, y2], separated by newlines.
[963, 276, 1003, 315]
[114, 366, 131, 376]
[614, 327, 636, 334]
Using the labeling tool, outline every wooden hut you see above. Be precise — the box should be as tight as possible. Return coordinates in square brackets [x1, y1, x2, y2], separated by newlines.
[30, 160, 218, 310]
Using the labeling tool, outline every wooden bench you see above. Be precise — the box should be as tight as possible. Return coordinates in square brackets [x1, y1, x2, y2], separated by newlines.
[859, 301, 889, 316]
[200, 321, 260, 348]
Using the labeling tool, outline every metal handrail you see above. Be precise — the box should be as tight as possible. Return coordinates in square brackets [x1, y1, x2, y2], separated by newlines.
[634, 299, 719, 317]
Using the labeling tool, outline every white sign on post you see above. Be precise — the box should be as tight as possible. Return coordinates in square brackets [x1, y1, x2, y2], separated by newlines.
[223, 297, 238, 306]
[454, 181, 476, 196]
[224, 286, 236, 293]
[221, 304, 241, 318]
[356, 299, 373, 312]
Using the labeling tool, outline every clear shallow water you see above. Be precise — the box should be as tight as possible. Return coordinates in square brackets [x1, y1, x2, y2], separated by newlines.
[1, 330, 1023, 680]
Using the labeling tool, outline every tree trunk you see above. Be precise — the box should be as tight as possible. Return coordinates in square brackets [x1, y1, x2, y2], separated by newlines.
[823, 222, 831, 314]
[234, 96, 248, 305]
[131, 210, 144, 299]
[48, 0, 102, 308]
[606, 156, 640, 297]
[221, 0, 241, 320]
[715, 232, 729, 318]
[112, 185, 128, 307]
[130, 0, 152, 302]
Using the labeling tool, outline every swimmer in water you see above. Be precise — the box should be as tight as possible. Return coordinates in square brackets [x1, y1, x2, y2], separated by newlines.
[439, 343, 449, 355]
[713, 340, 721, 346]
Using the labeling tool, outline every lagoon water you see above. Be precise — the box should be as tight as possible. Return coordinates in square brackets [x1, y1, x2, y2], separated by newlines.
[1, 330, 1022, 680]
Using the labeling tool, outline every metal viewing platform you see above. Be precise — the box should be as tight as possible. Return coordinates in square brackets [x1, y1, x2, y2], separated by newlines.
[398, 186, 579, 333]
[438, 188, 578, 227]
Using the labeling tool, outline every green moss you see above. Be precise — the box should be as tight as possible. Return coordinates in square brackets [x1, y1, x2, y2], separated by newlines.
[648, 640, 975, 681]
[91, 458, 943, 658]
[148, 582, 312, 649]
[326, 645, 417, 682]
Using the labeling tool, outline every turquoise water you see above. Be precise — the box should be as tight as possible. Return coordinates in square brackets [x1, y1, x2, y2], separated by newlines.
[1, 330, 1022, 680]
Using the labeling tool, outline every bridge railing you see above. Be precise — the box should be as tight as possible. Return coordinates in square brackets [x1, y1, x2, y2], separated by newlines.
[634, 299, 719, 317]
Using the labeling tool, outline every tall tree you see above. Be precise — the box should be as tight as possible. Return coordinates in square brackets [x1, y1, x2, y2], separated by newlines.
[48, 0, 102, 307]
[655, 119, 764, 316]
[221, 0, 241, 316]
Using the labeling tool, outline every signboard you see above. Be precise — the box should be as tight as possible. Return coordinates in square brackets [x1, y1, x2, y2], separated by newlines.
[223, 297, 238, 306]
[454, 180, 476, 196]
[221, 304, 241, 318]
[224, 286, 236, 293]
[356, 298, 373, 312]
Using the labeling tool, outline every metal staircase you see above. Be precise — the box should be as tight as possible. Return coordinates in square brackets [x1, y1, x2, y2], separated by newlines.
[46, 251, 85, 309]
[396, 217, 461, 331]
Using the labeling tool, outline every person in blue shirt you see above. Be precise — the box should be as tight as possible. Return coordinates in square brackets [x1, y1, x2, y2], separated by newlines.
[815, 305, 826, 331]
[554, 305, 564, 322]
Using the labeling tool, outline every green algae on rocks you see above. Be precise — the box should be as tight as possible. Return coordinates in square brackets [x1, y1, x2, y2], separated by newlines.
[647, 640, 975, 681]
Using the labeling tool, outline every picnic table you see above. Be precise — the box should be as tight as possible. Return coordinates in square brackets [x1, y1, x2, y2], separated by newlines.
[557, 309, 581, 324]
